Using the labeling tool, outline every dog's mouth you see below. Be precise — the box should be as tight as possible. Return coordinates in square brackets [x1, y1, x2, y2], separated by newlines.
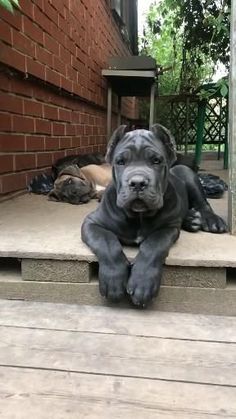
[130, 199, 148, 213]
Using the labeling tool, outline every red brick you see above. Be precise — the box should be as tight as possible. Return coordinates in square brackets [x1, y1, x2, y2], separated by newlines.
[51, 24, 66, 46]
[45, 68, 60, 87]
[35, 44, 53, 67]
[52, 122, 65, 136]
[0, 73, 11, 93]
[35, 119, 51, 135]
[15, 153, 36, 170]
[59, 45, 70, 64]
[71, 137, 81, 147]
[33, 0, 44, 11]
[0, 18, 12, 45]
[10, 78, 33, 98]
[25, 135, 44, 151]
[44, 33, 59, 55]
[36, 152, 53, 167]
[58, 14, 70, 36]
[26, 57, 45, 80]
[32, 85, 50, 102]
[0, 134, 25, 152]
[65, 36, 76, 55]
[18, 0, 34, 18]
[0, 41, 26, 73]
[1, 172, 27, 194]
[24, 100, 43, 117]
[66, 148, 78, 156]
[34, 5, 51, 33]
[52, 150, 66, 162]
[66, 124, 76, 136]
[0, 154, 14, 174]
[13, 115, 34, 133]
[0, 93, 23, 115]
[0, 112, 12, 131]
[60, 76, 73, 92]
[23, 16, 44, 45]
[75, 124, 84, 136]
[59, 137, 72, 149]
[44, 1, 59, 25]
[67, 67, 77, 83]
[0, 7, 22, 31]
[53, 56, 66, 75]
[45, 136, 60, 150]
[12, 29, 36, 57]
[43, 105, 58, 120]
[58, 108, 71, 122]
[50, 0, 65, 17]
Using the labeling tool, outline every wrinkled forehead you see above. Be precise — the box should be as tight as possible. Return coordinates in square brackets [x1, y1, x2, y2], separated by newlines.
[114, 129, 166, 156]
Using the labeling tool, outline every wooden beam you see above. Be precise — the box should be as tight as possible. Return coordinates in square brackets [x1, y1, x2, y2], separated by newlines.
[228, 2, 236, 234]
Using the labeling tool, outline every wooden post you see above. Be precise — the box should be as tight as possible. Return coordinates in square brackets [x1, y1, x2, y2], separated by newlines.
[117, 96, 122, 126]
[228, 2, 236, 234]
[149, 82, 155, 128]
[195, 100, 206, 166]
[184, 96, 190, 155]
[107, 85, 112, 141]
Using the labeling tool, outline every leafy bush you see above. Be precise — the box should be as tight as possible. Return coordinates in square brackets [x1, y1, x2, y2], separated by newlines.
[0, 0, 20, 13]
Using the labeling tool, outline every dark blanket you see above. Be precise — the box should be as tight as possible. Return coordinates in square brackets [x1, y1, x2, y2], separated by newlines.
[198, 173, 228, 199]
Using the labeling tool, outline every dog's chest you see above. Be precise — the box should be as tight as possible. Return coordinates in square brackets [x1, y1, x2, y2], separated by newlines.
[119, 216, 152, 245]
[121, 230, 144, 246]
[134, 230, 144, 244]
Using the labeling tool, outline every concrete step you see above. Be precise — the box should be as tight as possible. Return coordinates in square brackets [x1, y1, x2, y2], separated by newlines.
[0, 257, 235, 316]
[0, 193, 235, 315]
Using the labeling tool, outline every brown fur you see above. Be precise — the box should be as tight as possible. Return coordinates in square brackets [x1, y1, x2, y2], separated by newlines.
[48, 164, 112, 204]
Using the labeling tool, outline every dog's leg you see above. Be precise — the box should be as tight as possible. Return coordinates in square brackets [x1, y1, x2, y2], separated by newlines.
[81, 218, 130, 301]
[127, 227, 180, 306]
[172, 165, 227, 233]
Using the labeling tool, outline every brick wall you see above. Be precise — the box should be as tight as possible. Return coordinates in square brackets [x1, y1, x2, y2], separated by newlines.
[0, 0, 138, 196]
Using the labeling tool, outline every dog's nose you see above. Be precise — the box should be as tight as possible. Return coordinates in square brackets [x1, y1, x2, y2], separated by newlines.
[128, 175, 149, 191]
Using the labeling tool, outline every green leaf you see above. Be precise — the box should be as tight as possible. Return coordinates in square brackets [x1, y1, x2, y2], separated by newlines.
[0, 0, 14, 12]
[220, 84, 228, 97]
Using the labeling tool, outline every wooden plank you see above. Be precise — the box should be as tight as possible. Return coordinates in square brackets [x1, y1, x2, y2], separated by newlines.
[0, 366, 235, 419]
[0, 325, 236, 386]
[102, 69, 156, 78]
[0, 300, 236, 343]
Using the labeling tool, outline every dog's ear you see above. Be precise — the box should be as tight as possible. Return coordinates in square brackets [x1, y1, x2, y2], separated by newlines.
[105, 125, 128, 163]
[151, 124, 176, 166]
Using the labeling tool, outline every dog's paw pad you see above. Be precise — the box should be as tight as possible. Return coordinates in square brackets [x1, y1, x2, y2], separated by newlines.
[182, 208, 202, 232]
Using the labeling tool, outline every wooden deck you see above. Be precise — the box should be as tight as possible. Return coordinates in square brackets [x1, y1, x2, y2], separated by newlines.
[0, 300, 235, 418]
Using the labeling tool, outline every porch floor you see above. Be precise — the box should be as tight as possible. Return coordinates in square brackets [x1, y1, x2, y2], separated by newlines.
[0, 160, 236, 315]
[0, 170, 234, 267]
[0, 299, 235, 418]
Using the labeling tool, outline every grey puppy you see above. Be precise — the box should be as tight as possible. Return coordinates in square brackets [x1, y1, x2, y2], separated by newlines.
[81, 124, 227, 307]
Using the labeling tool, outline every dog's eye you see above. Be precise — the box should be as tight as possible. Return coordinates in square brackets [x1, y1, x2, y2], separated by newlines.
[151, 156, 162, 165]
[116, 158, 125, 165]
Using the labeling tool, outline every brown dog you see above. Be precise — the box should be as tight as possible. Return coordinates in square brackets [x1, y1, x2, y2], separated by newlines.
[48, 163, 112, 204]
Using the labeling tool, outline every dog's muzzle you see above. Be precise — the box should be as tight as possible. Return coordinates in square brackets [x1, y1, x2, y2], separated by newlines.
[128, 174, 149, 192]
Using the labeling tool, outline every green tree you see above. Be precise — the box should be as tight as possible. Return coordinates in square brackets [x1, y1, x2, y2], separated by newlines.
[0, 0, 20, 13]
[140, 0, 230, 94]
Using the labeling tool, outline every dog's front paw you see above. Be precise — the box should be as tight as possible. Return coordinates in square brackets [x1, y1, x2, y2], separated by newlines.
[99, 263, 130, 302]
[127, 269, 160, 307]
[182, 208, 202, 232]
[201, 210, 228, 233]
